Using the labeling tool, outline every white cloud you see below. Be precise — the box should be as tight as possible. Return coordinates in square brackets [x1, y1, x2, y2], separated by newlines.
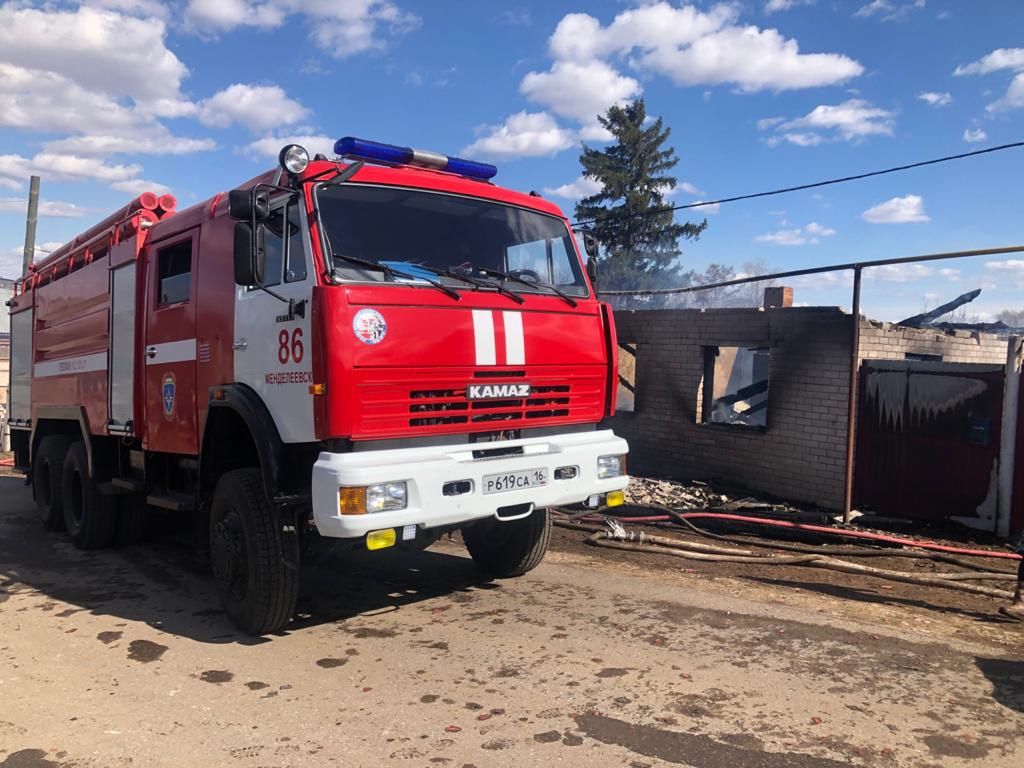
[854, 0, 926, 22]
[963, 128, 988, 143]
[44, 133, 216, 157]
[987, 73, 1024, 112]
[954, 48, 1024, 112]
[862, 194, 929, 224]
[865, 263, 933, 282]
[689, 200, 720, 215]
[461, 112, 576, 160]
[765, 0, 815, 11]
[110, 179, 173, 197]
[667, 181, 703, 196]
[546, 3, 861, 91]
[985, 260, 1024, 273]
[761, 99, 894, 146]
[637, 23, 863, 92]
[0, 2, 219, 198]
[0, 5, 187, 103]
[0, 152, 142, 187]
[954, 48, 1024, 76]
[82, 1, 171, 20]
[197, 84, 310, 132]
[917, 91, 952, 107]
[756, 221, 835, 245]
[244, 134, 339, 160]
[520, 60, 641, 124]
[938, 268, 961, 281]
[543, 176, 603, 200]
[185, 0, 284, 30]
[0, 198, 86, 218]
[185, 0, 420, 58]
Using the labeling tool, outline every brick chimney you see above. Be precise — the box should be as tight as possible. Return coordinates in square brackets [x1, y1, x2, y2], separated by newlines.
[763, 286, 793, 309]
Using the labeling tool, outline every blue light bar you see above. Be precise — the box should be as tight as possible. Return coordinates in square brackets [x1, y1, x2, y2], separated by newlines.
[334, 136, 497, 181]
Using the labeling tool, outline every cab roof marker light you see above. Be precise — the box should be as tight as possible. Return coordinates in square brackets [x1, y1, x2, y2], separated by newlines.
[334, 136, 498, 181]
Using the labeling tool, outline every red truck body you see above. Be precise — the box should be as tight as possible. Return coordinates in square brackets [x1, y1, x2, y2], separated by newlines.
[6, 139, 629, 633]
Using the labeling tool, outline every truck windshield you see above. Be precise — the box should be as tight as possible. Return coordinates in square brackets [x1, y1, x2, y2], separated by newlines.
[316, 184, 589, 298]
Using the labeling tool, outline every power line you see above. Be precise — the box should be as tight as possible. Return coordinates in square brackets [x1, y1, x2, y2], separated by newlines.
[571, 140, 1024, 229]
[598, 244, 1024, 296]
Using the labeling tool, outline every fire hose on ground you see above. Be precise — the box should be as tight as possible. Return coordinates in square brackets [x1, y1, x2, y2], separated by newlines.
[551, 506, 1022, 602]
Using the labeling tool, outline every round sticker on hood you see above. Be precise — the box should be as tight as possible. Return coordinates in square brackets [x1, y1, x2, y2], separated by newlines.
[353, 308, 388, 345]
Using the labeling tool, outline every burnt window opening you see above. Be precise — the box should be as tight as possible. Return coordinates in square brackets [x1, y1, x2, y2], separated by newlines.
[616, 342, 637, 413]
[156, 240, 192, 305]
[905, 352, 943, 363]
[702, 345, 770, 429]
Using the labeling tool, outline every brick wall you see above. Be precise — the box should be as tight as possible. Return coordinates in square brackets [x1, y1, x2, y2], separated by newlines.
[608, 307, 1010, 510]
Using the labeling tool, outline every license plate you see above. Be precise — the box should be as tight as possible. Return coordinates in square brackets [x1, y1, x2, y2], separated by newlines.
[482, 468, 548, 495]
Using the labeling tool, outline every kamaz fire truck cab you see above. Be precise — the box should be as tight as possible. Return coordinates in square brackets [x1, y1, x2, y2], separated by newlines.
[7, 138, 629, 635]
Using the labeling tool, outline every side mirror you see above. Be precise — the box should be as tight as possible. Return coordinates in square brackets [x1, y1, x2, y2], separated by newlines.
[586, 256, 599, 287]
[583, 231, 599, 259]
[228, 188, 270, 222]
[233, 222, 266, 286]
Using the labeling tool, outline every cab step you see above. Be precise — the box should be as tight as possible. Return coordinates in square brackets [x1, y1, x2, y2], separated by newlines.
[146, 492, 196, 512]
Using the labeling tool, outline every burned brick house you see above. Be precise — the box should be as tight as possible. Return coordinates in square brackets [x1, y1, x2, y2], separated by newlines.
[607, 292, 1024, 538]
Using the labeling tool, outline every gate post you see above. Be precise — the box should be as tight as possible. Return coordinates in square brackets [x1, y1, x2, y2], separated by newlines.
[997, 336, 1023, 539]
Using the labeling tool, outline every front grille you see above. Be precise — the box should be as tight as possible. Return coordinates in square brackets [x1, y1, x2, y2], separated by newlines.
[351, 365, 604, 439]
[407, 378, 585, 429]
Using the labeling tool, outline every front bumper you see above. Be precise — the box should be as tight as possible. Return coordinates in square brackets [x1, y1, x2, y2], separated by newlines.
[310, 429, 629, 539]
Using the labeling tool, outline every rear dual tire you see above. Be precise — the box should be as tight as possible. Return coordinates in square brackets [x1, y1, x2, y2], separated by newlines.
[463, 507, 551, 577]
[61, 441, 117, 550]
[33, 435, 70, 531]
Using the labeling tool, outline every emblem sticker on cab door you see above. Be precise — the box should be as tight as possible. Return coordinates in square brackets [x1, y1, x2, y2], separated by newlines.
[353, 308, 388, 345]
[162, 372, 176, 419]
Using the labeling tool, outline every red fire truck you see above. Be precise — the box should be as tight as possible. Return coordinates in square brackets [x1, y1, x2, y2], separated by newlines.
[5, 138, 629, 634]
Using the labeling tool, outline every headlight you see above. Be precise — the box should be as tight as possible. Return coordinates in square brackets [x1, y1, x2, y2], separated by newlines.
[367, 481, 407, 512]
[597, 454, 625, 479]
[279, 143, 310, 175]
[338, 481, 408, 514]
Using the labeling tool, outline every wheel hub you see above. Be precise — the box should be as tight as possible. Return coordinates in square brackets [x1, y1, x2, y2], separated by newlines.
[212, 510, 247, 601]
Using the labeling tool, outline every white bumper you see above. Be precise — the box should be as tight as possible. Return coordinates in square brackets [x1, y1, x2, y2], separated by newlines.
[311, 429, 628, 539]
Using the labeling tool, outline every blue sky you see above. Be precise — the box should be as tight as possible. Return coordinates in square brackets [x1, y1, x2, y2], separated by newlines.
[1, 0, 1022, 322]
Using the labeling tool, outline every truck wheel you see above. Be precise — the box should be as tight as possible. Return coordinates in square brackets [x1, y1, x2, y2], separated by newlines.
[209, 468, 299, 635]
[462, 508, 551, 578]
[33, 435, 70, 531]
[62, 441, 117, 550]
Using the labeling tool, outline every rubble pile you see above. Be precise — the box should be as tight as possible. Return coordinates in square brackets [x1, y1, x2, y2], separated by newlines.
[625, 477, 728, 509]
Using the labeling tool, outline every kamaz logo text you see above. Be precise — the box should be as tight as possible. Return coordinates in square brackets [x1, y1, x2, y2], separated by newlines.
[466, 383, 531, 400]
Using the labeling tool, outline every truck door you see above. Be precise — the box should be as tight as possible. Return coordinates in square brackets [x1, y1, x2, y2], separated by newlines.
[232, 197, 316, 443]
[144, 229, 199, 454]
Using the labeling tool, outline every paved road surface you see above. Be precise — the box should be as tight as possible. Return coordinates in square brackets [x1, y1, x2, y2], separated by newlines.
[1, 474, 1023, 767]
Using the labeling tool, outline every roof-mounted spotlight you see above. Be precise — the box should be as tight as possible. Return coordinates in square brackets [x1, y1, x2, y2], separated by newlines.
[279, 144, 310, 176]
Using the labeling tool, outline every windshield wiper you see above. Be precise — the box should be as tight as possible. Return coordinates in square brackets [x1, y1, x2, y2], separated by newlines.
[332, 253, 461, 301]
[478, 268, 578, 307]
[409, 264, 524, 305]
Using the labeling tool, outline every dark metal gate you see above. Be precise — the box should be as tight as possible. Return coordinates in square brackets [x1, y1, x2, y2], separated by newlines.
[854, 360, 1005, 527]
[1012, 368, 1024, 538]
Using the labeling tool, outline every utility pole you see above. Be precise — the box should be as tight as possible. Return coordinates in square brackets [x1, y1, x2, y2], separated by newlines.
[22, 175, 40, 277]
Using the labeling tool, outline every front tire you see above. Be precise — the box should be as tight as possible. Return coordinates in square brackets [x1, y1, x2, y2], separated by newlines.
[463, 508, 551, 577]
[62, 441, 117, 550]
[209, 469, 299, 635]
[33, 435, 70, 531]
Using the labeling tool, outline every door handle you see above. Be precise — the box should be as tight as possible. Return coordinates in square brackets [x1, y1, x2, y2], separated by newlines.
[233, 338, 248, 350]
[146, 347, 156, 359]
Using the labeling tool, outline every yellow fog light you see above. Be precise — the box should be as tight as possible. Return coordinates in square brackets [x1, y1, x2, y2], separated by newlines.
[606, 490, 625, 508]
[339, 486, 367, 515]
[366, 529, 397, 550]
